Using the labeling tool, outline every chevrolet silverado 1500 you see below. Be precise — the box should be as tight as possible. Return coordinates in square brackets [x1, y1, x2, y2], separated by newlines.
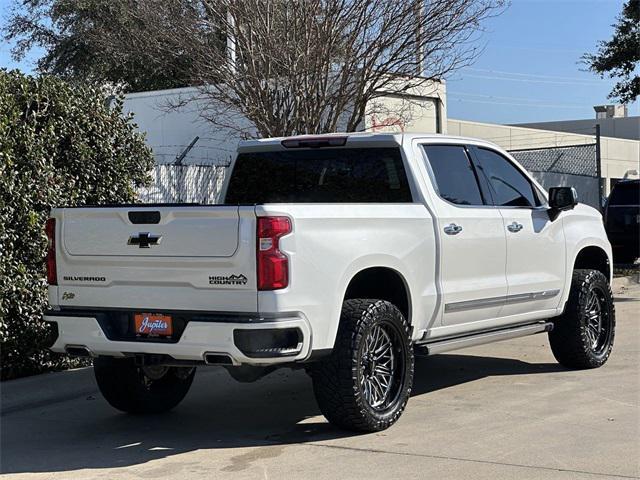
[44, 133, 615, 431]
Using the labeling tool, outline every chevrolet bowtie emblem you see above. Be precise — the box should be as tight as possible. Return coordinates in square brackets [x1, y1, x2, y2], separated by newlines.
[128, 232, 162, 248]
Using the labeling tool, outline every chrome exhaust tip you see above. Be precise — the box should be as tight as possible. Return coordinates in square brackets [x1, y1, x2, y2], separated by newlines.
[203, 352, 236, 366]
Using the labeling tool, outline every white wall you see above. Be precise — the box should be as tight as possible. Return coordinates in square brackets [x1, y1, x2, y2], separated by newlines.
[123, 81, 447, 166]
[123, 87, 250, 166]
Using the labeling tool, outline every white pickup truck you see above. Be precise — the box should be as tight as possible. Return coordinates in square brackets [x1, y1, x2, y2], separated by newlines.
[44, 133, 615, 432]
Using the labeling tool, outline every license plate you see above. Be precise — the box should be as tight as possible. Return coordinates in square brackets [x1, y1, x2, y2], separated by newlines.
[134, 312, 173, 337]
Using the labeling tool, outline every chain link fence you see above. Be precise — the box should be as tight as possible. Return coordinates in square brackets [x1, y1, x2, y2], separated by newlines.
[509, 143, 600, 209]
[136, 164, 228, 204]
[509, 144, 597, 177]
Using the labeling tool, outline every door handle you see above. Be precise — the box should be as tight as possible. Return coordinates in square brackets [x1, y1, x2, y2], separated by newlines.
[507, 221, 523, 233]
[444, 223, 463, 235]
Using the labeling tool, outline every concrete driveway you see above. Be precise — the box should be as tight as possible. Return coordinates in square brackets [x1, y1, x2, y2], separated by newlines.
[2, 281, 639, 480]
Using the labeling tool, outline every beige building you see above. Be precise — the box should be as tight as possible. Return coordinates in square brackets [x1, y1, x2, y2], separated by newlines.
[446, 118, 639, 195]
[362, 80, 447, 135]
[515, 106, 640, 141]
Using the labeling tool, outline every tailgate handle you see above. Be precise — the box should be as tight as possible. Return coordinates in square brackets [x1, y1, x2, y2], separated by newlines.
[128, 211, 161, 224]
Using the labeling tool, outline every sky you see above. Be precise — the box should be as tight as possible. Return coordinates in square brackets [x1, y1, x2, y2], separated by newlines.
[446, 0, 639, 123]
[0, 0, 638, 125]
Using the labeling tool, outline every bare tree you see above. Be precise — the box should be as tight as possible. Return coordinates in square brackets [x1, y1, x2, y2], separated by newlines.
[127, 0, 506, 136]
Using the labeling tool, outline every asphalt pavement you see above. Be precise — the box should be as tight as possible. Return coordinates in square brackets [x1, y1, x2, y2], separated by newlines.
[1, 278, 639, 479]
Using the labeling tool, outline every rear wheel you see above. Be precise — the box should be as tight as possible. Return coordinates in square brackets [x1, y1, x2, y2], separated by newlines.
[549, 269, 615, 369]
[94, 357, 195, 414]
[311, 299, 414, 432]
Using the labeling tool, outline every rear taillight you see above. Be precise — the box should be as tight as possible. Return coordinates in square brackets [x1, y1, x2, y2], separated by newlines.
[45, 218, 57, 285]
[257, 216, 291, 290]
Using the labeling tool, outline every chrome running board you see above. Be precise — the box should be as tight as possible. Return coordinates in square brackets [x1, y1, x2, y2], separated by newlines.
[416, 321, 554, 355]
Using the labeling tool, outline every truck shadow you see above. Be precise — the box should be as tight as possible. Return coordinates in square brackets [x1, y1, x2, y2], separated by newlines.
[1, 354, 565, 475]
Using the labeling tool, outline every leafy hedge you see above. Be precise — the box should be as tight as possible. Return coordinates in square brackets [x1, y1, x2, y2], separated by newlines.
[0, 70, 154, 380]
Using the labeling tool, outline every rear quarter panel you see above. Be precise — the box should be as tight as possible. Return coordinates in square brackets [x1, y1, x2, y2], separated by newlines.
[255, 203, 437, 351]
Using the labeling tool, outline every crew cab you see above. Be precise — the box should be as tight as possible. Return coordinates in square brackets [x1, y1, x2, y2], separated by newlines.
[44, 133, 616, 432]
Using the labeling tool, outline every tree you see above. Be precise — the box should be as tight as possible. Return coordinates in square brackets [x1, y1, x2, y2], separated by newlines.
[0, 70, 154, 380]
[135, 0, 505, 137]
[584, 0, 639, 104]
[3, 0, 216, 92]
[5, 0, 504, 136]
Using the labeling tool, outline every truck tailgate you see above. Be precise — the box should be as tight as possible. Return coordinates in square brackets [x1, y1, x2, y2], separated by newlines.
[53, 206, 258, 312]
[63, 207, 239, 257]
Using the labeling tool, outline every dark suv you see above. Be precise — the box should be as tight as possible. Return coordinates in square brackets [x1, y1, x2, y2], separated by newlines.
[604, 179, 639, 264]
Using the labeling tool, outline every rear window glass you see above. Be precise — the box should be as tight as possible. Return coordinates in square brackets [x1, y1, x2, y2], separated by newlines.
[608, 182, 639, 206]
[225, 148, 412, 203]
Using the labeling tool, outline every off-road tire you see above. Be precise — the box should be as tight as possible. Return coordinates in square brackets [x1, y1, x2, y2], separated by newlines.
[94, 357, 195, 414]
[311, 299, 414, 432]
[549, 269, 615, 369]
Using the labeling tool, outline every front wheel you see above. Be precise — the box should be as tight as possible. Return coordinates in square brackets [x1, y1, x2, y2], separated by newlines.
[94, 357, 195, 414]
[311, 299, 414, 432]
[549, 269, 615, 369]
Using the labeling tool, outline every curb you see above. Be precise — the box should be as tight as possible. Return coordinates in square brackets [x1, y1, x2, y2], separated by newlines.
[1, 366, 97, 415]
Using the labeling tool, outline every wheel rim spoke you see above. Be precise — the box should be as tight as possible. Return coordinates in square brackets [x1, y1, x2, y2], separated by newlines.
[584, 288, 609, 351]
[360, 324, 397, 409]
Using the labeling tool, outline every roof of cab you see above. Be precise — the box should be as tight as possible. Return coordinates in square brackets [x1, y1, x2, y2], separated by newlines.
[237, 132, 500, 152]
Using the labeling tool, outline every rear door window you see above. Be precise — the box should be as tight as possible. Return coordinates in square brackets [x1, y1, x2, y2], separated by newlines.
[225, 147, 412, 203]
[422, 145, 485, 206]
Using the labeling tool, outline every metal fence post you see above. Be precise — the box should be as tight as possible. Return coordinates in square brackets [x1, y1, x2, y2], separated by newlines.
[595, 124, 603, 210]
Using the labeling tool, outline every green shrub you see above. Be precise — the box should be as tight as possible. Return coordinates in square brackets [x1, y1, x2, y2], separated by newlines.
[0, 70, 154, 380]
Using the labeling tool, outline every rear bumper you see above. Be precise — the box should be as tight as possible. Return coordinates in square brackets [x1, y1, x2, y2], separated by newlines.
[44, 310, 313, 366]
